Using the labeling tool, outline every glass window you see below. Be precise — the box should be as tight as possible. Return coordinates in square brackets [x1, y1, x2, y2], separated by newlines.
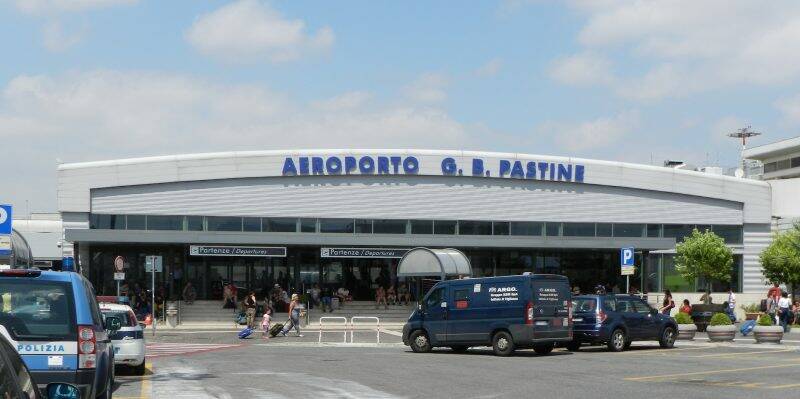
[410, 220, 433, 234]
[614, 223, 644, 237]
[454, 289, 470, 301]
[90, 214, 126, 229]
[662, 254, 695, 292]
[596, 223, 612, 237]
[633, 300, 653, 314]
[434, 220, 457, 235]
[100, 310, 134, 327]
[616, 299, 635, 313]
[572, 298, 597, 312]
[712, 225, 742, 245]
[355, 219, 373, 234]
[493, 222, 510, 236]
[777, 159, 790, 170]
[602, 298, 616, 311]
[764, 162, 777, 173]
[695, 224, 711, 234]
[264, 218, 297, 233]
[663, 224, 695, 242]
[792, 157, 800, 169]
[320, 218, 354, 233]
[243, 217, 261, 232]
[147, 215, 183, 231]
[425, 288, 443, 309]
[126, 215, 146, 230]
[0, 280, 77, 340]
[206, 216, 242, 232]
[645, 254, 661, 293]
[510, 221, 542, 236]
[545, 222, 561, 237]
[187, 216, 203, 231]
[562, 223, 594, 237]
[459, 221, 492, 235]
[373, 219, 407, 234]
[300, 218, 317, 233]
[647, 224, 661, 238]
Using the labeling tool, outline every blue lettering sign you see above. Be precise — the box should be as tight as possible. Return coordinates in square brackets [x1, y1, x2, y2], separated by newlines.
[282, 158, 297, 176]
[537, 162, 548, 180]
[472, 158, 484, 176]
[510, 161, 525, 179]
[299, 157, 310, 175]
[311, 157, 324, 175]
[403, 157, 419, 174]
[499, 160, 511, 177]
[377, 156, 390, 174]
[359, 156, 375, 174]
[344, 156, 357, 174]
[557, 164, 572, 181]
[526, 162, 536, 179]
[390, 156, 402, 174]
[575, 165, 585, 183]
[441, 158, 457, 176]
[325, 157, 342, 174]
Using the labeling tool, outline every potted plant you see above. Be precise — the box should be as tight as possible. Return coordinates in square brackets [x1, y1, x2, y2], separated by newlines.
[706, 312, 736, 342]
[675, 312, 697, 340]
[740, 303, 761, 321]
[753, 313, 783, 343]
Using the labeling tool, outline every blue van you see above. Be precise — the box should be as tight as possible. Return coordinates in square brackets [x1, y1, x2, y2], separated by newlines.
[0, 269, 121, 399]
[402, 274, 572, 356]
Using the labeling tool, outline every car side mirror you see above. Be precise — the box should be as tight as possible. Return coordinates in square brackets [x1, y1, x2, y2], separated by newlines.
[47, 383, 81, 399]
[104, 316, 122, 332]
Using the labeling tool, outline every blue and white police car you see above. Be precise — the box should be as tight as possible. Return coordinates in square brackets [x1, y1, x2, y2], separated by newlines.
[0, 269, 121, 399]
[97, 298, 146, 375]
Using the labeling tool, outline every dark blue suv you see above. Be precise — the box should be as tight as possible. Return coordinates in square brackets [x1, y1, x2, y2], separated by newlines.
[567, 294, 677, 352]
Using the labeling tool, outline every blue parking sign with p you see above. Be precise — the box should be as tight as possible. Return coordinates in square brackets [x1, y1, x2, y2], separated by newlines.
[621, 247, 634, 266]
[0, 205, 12, 235]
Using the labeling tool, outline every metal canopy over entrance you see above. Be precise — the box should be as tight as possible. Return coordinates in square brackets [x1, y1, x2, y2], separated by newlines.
[397, 247, 472, 280]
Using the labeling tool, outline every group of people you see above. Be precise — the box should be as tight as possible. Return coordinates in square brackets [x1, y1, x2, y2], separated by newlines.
[374, 283, 412, 309]
[305, 284, 354, 312]
[763, 283, 797, 332]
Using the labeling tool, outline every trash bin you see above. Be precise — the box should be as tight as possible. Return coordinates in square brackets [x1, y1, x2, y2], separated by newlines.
[691, 303, 726, 332]
[166, 301, 179, 328]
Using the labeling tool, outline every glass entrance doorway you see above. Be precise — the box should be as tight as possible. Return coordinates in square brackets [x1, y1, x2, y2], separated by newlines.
[320, 258, 399, 300]
[199, 258, 291, 300]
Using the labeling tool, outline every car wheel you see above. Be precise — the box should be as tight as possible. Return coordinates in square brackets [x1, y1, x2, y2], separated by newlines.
[533, 343, 555, 355]
[659, 326, 676, 349]
[492, 331, 515, 356]
[565, 341, 581, 352]
[624, 339, 632, 350]
[97, 375, 112, 399]
[133, 359, 146, 376]
[409, 330, 432, 353]
[607, 329, 626, 352]
[449, 346, 468, 353]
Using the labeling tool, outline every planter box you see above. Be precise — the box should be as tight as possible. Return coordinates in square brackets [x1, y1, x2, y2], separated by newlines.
[677, 323, 697, 340]
[753, 325, 783, 344]
[745, 312, 760, 321]
[706, 325, 736, 342]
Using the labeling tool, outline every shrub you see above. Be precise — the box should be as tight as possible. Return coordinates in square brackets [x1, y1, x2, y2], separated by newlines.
[757, 314, 774, 326]
[740, 303, 760, 313]
[674, 312, 693, 324]
[709, 312, 733, 326]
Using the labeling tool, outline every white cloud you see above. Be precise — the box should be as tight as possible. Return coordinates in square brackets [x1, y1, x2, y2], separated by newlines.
[540, 110, 640, 152]
[554, 1, 800, 100]
[41, 20, 85, 52]
[475, 58, 503, 77]
[185, 0, 334, 63]
[0, 70, 483, 211]
[402, 73, 449, 103]
[549, 52, 614, 87]
[775, 94, 800, 126]
[13, 0, 137, 14]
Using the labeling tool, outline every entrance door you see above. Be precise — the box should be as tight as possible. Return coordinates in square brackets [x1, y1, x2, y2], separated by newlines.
[208, 262, 229, 300]
[347, 259, 397, 300]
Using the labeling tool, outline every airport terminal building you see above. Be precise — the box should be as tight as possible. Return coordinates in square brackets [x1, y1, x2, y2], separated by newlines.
[57, 150, 773, 300]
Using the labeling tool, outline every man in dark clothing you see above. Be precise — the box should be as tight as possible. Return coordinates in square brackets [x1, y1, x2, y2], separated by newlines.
[320, 286, 333, 312]
[244, 291, 258, 329]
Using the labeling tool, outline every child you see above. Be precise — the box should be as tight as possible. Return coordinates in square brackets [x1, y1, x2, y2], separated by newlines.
[261, 311, 272, 339]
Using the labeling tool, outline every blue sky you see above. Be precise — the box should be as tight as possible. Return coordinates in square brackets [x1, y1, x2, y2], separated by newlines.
[2, 0, 800, 213]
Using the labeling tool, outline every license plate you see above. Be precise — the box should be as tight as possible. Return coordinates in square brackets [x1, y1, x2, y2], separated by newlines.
[535, 320, 548, 326]
[573, 317, 583, 322]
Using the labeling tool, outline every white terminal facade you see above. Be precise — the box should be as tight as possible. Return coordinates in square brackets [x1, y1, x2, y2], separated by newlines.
[55, 149, 774, 301]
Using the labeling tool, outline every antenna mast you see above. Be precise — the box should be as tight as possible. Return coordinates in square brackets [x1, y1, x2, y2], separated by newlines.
[728, 126, 761, 178]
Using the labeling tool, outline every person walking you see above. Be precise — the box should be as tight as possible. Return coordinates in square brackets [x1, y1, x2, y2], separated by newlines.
[260, 308, 272, 340]
[659, 290, 675, 315]
[375, 286, 388, 309]
[778, 291, 792, 332]
[280, 293, 304, 337]
[244, 291, 258, 329]
[727, 287, 736, 315]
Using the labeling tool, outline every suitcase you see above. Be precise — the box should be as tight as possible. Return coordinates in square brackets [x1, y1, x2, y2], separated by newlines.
[269, 323, 285, 337]
[740, 320, 756, 336]
[238, 327, 253, 339]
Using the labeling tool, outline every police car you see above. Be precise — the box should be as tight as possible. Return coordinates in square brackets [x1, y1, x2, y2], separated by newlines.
[97, 297, 146, 375]
[0, 269, 121, 399]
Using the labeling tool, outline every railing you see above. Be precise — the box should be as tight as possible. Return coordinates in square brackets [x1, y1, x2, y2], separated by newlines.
[350, 316, 381, 344]
[318, 317, 348, 344]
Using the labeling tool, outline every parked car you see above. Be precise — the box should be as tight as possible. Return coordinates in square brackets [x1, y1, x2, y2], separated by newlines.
[567, 294, 677, 352]
[403, 274, 572, 356]
[0, 269, 121, 398]
[0, 333, 81, 399]
[98, 300, 146, 375]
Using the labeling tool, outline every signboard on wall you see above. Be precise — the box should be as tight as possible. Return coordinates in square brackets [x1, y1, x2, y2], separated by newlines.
[189, 245, 287, 257]
[320, 247, 409, 258]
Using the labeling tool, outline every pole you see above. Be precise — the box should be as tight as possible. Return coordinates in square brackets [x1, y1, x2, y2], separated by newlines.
[626, 275, 630, 295]
[151, 257, 156, 337]
[116, 280, 120, 297]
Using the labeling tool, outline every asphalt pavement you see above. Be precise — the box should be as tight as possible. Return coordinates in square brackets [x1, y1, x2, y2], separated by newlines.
[111, 329, 800, 399]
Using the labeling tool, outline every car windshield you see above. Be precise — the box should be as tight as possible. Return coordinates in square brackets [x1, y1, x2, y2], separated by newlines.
[572, 298, 597, 313]
[101, 310, 133, 327]
[0, 279, 77, 341]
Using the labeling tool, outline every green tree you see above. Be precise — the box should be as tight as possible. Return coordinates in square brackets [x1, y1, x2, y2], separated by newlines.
[675, 229, 734, 304]
[760, 223, 800, 302]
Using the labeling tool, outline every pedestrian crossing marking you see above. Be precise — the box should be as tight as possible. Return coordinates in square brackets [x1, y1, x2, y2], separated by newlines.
[146, 343, 242, 358]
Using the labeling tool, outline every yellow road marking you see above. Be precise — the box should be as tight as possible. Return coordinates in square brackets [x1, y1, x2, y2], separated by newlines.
[688, 348, 796, 358]
[139, 362, 152, 399]
[770, 382, 800, 389]
[624, 362, 800, 381]
[615, 346, 713, 355]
